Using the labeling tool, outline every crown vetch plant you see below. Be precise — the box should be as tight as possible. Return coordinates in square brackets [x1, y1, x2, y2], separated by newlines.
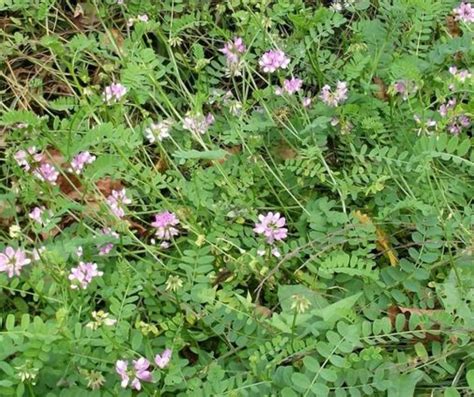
[0, 0, 473, 396]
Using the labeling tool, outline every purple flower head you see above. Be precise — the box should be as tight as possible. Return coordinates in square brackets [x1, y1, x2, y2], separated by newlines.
[259, 50, 290, 73]
[137, 14, 149, 22]
[453, 2, 474, 23]
[145, 120, 173, 143]
[0, 247, 31, 278]
[103, 83, 127, 104]
[33, 163, 59, 185]
[319, 81, 348, 107]
[68, 262, 103, 289]
[116, 358, 152, 390]
[106, 189, 131, 218]
[29, 206, 52, 226]
[70, 152, 96, 174]
[151, 211, 180, 240]
[221, 37, 246, 65]
[182, 112, 214, 135]
[97, 227, 119, 256]
[254, 212, 288, 244]
[155, 348, 172, 369]
[282, 77, 303, 95]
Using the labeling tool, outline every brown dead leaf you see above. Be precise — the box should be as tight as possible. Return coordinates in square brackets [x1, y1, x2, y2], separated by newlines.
[274, 140, 297, 160]
[255, 304, 273, 318]
[373, 77, 389, 101]
[154, 157, 168, 173]
[95, 178, 123, 196]
[399, 307, 443, 316]
[353, 210, 398, 266]
[446, 16, 461, 37]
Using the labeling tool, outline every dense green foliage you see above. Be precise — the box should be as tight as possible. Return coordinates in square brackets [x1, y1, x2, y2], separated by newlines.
[0, 0, 473, 396]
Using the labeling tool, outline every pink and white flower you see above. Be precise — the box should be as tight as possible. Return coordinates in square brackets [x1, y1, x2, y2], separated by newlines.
[116, 358, 152, 390]
[154, 349, 172, 369]
[70, 152, 96, 174]
[68, 262, 103, 289]
[259, 50, 290, 73]
[254, 212, 288, 244]
[151, 211, 180, 240]
[0, 247, 31, 278]
[319, 81, 348, 107]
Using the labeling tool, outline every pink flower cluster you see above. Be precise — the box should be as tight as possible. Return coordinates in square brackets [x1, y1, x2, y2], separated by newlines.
[14, 147, 59, 185]
[97, 227, 119, 256]
[259, 49, 290, 73]
[116, 349, 172, 390]
[70, 152, 96, 174]
[103, 83, 127, 104]
[319, 81, 348, 107]
[151, 211, 180, 240]
[0, 247, 31, 278]
[182, 112, 214, 135]
[220, 37, 246, 65]
[453, 2, 474, 23]
[449, 66, 472, 82]
[438, 98, 457, 117]
[14, 147, 42, 171]
[29, 206, 52, 226]
[254, 212, 288, 244]
[106, 189, 131, 218]
[68, 262, 103, 289]
[448, 115, 471, 135]
[275, 77, 303, 96]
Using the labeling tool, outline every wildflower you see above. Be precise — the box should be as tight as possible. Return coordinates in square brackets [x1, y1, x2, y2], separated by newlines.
[453, 2, 474, 23]
[116, 358, 152, 390]
[31, 246, 46, 261]
[9, 225, 21, 238]
[448, 115, 471, 135]
[291, 294, 312, 314]
[155, 349, 172, 369]
[76, 246, 83, 258]
[414, 115, 437, 136]
[449, 66, 472, 82]
[151, 211, 180, 240]
[302, 97, 312, 108]
[259, 49, 290, 73]
[14, 147, 41, 171]
[106, 189, 131, 218]
[220, 37, 246, 65]
[97, 227, 119, 255]
[165, 275, 183, 292]
[145, 120, 173, 143]
[438, 98, 456, 117]
[257, 247, 281, 258]
[276, 77, 304, 96]
[15, 362, 39, 384]
[81, 369, 106, 390]
[0, 247, 31, 278]
[103, 83, 127, 104]
[254, 212, 288, 244]
[33, 163, 59, 185]
[68, 262, 103, 289]
[86, 310, 117, 330]
[117, 0, 124, 4]
[138, 14, 149, 22]
[319, 81, 348, 107]
[182, 112, 214, 135]
[70, 151, 96, 174]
